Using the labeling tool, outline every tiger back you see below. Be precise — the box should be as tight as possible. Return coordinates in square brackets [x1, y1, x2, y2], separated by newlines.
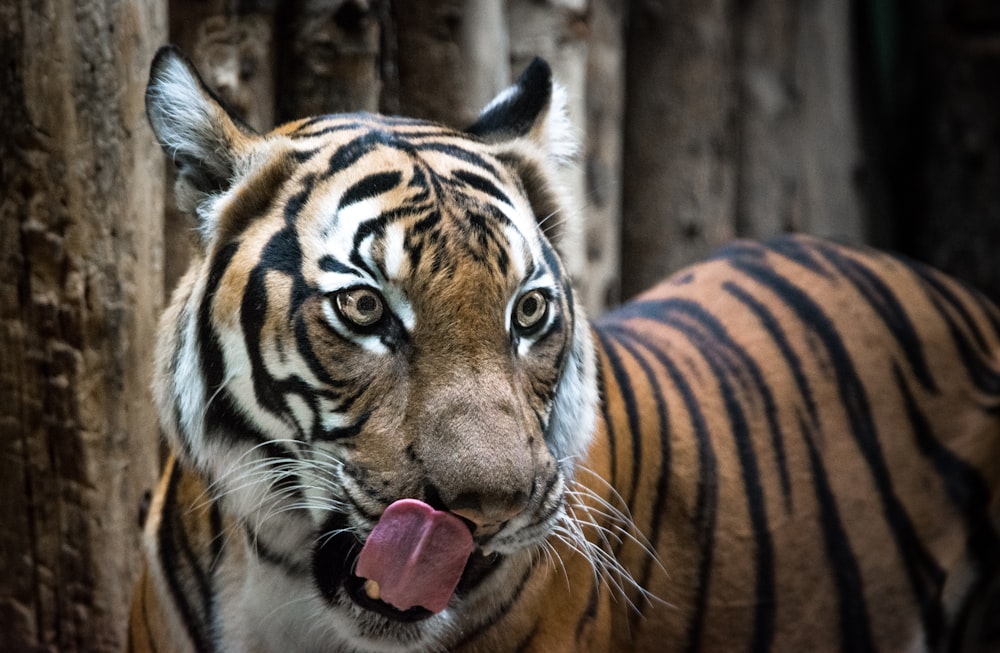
[129, 45, 1000, 652]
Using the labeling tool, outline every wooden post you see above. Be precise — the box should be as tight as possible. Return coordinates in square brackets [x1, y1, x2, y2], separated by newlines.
[392, 0, 510, 125]
[737, 0, 864, 241]
[583, 0, 626, 313]
[277, 0, 383, 119]
[621, 0, 739, 300]
[0, 1, 166, 651]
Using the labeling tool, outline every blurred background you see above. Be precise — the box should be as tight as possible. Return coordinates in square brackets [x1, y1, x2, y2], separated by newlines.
[2, 1, 999, 650]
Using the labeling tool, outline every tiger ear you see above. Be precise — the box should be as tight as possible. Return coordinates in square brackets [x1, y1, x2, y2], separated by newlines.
[467, 59, 577, 241]
[466, 57, 576, 166]
[145, 45, 258, 218]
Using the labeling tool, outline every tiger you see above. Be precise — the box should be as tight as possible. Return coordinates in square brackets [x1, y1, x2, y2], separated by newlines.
[129, 44, 1000, 653]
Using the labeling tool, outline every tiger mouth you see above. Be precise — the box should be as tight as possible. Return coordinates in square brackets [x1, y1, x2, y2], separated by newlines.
[312, 516, 504, 623]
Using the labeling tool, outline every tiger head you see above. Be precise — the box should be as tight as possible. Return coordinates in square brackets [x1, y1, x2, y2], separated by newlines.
[146, 47, 598, 649]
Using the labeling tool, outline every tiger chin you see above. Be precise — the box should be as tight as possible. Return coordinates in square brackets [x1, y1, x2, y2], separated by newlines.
[130, 45, 1000, 653]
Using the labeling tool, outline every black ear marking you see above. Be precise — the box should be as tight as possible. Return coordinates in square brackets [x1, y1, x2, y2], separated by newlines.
[466, 58, 553, 140]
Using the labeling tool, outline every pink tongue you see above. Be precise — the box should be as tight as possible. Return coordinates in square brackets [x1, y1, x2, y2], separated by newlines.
[355, 499, 474, 613]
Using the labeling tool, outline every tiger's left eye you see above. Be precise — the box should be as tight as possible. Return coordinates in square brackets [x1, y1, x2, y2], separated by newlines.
[335, 287, 385, 327]
[514, 290, 548, 331]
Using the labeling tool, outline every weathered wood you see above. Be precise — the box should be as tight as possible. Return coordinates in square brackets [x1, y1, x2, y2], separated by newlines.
[0, 1, 166, 650]
[773, 0, 863, 239]
[582, 0, 626, 312]
[621, 0, 739, 300]
[392, 0, 509, 125]
[276, 0, 382, 120]
[172, 2, 276, 131]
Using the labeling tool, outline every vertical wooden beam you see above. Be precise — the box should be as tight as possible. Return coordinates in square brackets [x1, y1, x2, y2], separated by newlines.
[0, 1, 166, 650]
[583, 0, 626, 312]
[735, 0, 865, 240]
[276, 0, 382, 119]
[621, 0, 739, 300]
[392, 0, 509, 125]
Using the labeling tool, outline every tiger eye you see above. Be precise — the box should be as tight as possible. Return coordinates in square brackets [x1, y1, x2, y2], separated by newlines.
[336, 287, 385, 327]
[514, 290, 548, 330]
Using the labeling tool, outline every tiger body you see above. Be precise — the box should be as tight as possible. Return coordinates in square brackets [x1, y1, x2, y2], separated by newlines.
[130, 46, 1000, 653]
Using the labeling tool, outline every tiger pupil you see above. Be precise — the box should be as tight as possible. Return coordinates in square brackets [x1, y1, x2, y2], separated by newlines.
[357, 294, 377, 314]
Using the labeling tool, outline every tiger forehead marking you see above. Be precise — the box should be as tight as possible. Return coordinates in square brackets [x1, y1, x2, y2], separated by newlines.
[280, 119, 543, 331]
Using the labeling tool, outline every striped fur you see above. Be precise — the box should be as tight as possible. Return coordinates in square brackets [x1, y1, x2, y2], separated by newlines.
[130, 46, 1000, 652]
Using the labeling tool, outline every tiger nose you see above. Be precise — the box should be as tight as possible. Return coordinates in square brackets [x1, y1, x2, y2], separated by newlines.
[445, 490, 529, 536]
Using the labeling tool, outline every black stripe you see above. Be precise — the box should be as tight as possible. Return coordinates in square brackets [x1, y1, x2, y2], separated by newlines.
[894, 364, 1000, 648]
[325, 131, 389, 176]
[318, 255, 355, 274]
[592, 329, 620, 495]
[451, 169, 514, 207]
[575, 577, 602, 644]
[168, 303, 197, 461]
[914, 265, 1000, 397]
[243, 521, 312, 576]
[450, 558, 538, 648]
[728, 255, 944, 631]
[812, 240, 938, 392]
[315, 410, 371, 442]
[290, 116, 367, 138]
[602, 323, 718, 653]
[723, 280, 819, 428]
[595, 327, 645, 510]
[242, 241, 295, 420]
[293, 309, 346, 390]
[339, 170, 403, 208]
[282, 172, 316, 229]
[198, 241, 239, 425]
[683, 326, 774, 653]
[798, 413, 876, 653]
[761, 235, 833, 276]
[197, 244, 276, 447]
[156, 463, 213, 653]
[604, 334, 671, 617]
[415, 142, 502, 179]
[513, 624, 541, 653]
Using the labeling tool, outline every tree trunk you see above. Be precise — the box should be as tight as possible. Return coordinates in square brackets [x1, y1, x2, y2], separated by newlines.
[0, 2, 166, 651]
[621, 0, 865, 300]
[736, 0, 864, 242]
[622, 0, 739, 300]
[277, 0, 382, 120]
[391, 0, 509, 126]
[582, 0, 626, 312]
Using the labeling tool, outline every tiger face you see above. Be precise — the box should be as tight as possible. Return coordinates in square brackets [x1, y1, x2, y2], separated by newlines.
[146, 47, 597, 650]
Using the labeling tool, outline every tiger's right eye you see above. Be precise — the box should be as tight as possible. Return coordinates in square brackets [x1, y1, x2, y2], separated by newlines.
[335, 287, 385, 328]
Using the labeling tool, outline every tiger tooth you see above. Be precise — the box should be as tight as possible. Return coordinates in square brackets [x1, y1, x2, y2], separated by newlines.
[363, 579, 381, 601]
